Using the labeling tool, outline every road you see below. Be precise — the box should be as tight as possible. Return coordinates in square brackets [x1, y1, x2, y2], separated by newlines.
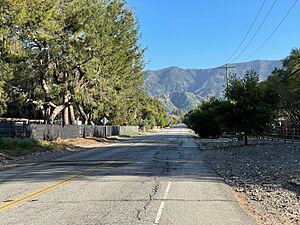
[0, 126, 258, 225]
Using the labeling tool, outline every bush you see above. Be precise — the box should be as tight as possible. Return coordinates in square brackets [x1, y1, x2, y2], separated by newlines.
[183, 98, 228, 138]
[0, 138, 55, 156]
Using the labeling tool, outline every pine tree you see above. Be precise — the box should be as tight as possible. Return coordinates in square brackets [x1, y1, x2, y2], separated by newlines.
[264, 48, 300, 126]
[1, 0, 166, 127]
[226, 70, 280, 145]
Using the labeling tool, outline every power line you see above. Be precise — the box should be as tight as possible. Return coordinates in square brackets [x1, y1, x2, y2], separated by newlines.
[225, 0, 267, 63]
[244, 0, 299, 61]
[276, 65, 300, 85]
[275, 59, 300, 85]
[231, 0, 278, 63]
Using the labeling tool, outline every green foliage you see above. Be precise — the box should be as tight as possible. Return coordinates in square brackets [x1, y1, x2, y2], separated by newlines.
[0, 0, 166, 127]
[263, 48, 300, 126]
[0, 137, 55, 156]
[0, 0, 24, 115]
[0, 76, 7, 115]
[185, 70, 281, 144]
[138, 97, 167, 129]
[225, 70, 280, 144]
[184, 98, 231, 138]
[166, 114, 181, 127]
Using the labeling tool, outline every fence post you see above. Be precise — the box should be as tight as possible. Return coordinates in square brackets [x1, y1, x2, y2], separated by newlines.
[292, 127, 296, 143]
[284, 127, 288, 143]
[14, 125, 17, 138]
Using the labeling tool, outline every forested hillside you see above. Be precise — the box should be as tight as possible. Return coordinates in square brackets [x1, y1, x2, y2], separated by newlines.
[145, 60, 282, 113]
[0, 0, 168, 128]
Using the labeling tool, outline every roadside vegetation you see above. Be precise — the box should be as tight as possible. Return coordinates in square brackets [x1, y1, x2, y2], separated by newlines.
[184, 48, 300, 145]
[0, 137, 56, 157]
[0, 0, 172, 129]
[0, 136, 117, 160]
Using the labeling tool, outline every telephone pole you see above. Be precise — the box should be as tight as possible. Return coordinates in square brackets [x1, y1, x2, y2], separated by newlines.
[220, 64, 235, 89]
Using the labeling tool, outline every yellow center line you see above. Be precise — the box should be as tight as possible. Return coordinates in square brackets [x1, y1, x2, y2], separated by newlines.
[0, 162, 112, 212]
[0, 136, 161, 212]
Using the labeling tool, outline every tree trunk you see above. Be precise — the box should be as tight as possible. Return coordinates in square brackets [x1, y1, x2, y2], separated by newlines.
[49, 102, 70, 124]
[244, 131, 248, 146]
[44, 106, 51, 124]
[69, 104, 76, 125]
[77, 104, 88, 125]
[63, 107, 69, 126]
[87, 113, 94, 125]
[41, 77, 51, 124]
[63, 90, 70, 126]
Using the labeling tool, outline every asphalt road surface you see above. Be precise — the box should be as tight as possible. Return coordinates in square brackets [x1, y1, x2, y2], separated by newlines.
[0, 126, 258, 225]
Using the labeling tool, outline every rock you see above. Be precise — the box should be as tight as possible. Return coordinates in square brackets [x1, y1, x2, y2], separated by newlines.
[201, 138, 300, 225]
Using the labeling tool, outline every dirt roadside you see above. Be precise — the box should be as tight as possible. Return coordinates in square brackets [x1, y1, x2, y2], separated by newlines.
[199, 138, 300, 225]
[0, 137, 120, 171]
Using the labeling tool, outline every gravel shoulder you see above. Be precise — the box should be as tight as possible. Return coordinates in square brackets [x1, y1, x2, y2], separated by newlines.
[199, 138, 300, 225]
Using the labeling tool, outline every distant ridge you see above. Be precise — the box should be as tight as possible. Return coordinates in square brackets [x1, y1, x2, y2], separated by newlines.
[144, 60, 282, 113]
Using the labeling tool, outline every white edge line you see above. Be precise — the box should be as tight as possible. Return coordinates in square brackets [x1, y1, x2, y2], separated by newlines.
[153, 181, 172, 224]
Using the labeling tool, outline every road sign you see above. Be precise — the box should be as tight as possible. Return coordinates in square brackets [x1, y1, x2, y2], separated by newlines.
[101, 117, 109, 125]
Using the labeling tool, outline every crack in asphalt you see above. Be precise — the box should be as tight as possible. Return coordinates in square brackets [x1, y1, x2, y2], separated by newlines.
[136, 138, 181, 222]
[136, 147, 173, 221]
[54, 198, 237, 203]
[162, 158, 170, 173]
[136, 177, 160, 220]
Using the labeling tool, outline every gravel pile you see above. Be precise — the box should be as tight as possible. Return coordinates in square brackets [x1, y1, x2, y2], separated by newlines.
[200, 139, 300, 225]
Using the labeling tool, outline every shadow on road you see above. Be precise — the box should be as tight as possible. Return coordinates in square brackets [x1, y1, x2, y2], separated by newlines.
[0, 130, 223, 185]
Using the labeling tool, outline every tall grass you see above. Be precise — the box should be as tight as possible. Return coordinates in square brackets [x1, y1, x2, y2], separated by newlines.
[0, 138, 56, 156]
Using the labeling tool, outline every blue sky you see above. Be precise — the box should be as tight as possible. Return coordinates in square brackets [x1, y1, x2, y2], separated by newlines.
[127, 0, 300, 70]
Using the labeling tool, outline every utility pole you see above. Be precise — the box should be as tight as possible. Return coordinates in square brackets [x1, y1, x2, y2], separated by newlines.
[220, 64, 235, 89]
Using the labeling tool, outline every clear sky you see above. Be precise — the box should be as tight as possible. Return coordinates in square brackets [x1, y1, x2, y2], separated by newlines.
[127, 0, 300, 70]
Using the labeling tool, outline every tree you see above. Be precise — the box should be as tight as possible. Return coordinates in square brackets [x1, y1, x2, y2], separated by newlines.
[0, 76, 7, 115]
[0, 0, 26, 115]
[137, 97, 167, 129]
[185, 71, 280, 144]
[1, 0, 165, 128]
[1, 0, 67, 122]
[0, 59, 10, 115]
[226, 70, 280, 145]
[264, 48, 300, 126]
[183, 98, 231, 138]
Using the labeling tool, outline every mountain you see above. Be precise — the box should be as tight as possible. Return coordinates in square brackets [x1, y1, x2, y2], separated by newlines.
[144, 60, 282, 113]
